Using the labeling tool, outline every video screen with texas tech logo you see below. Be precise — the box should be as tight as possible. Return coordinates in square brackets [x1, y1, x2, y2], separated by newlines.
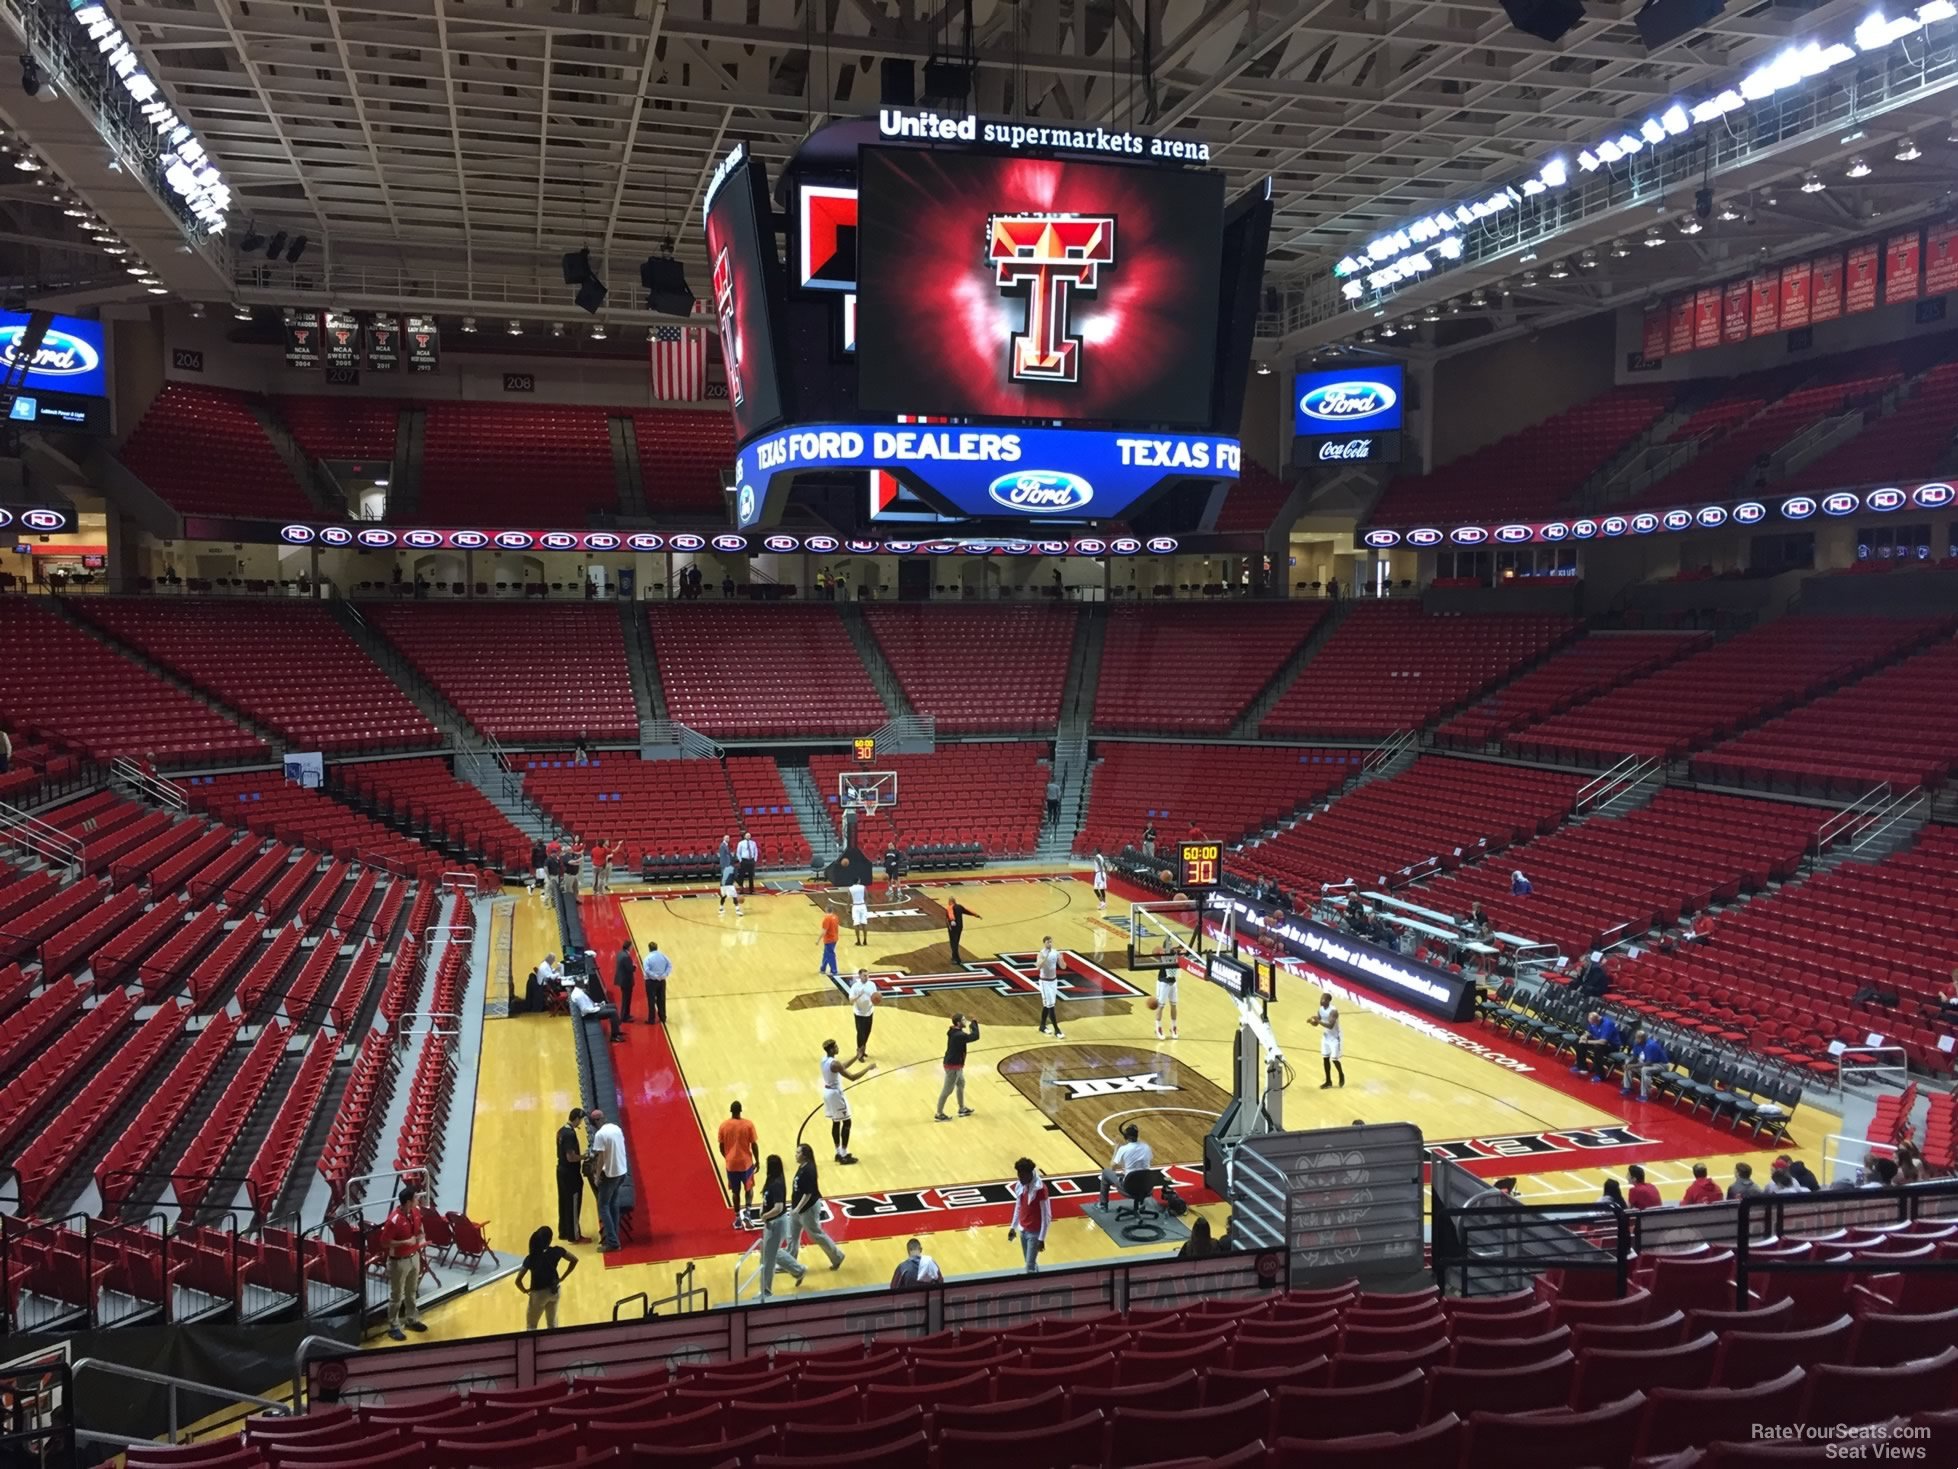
[701, 146, 787, 442]
[855, 147, 1226, 426]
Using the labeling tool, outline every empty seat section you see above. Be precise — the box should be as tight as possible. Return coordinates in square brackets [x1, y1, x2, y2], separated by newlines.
[1512, 616, 1943, 764]
[1420, 790, 1816, 957]
[1781, 360, 1958, 494]
[73, 600, 438, 756]
[1691, 633, 1958, 795]
[1367, 385, 1669, 526]
[368, 603, 637, 743]
[334, 758, 533, 874]
[1215, 458, 1292, 534]
[419, 402, 617, 524]
[273, 395, 400, 464]
[863, 604, 1075, 733]
[524, 754, 743, 868]
[632, 409, 736, 513]
[1075, 742, 1362, 856]
[1234, 757, 1584, 902]
[116, 383, 316, 519]
[725, 756, 812, 868]
[1262, 604, 1577, 738]
[809, 746, 1047, 858]
[648, 604, 885, 738]
[1436, 632, 1706, 748]
[188, 773, 449, 878]
[0, 599, 265, 768]
[1096, 602, 1328, 733]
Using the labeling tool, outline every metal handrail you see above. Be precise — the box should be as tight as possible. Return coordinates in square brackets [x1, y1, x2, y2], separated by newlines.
[1813, 782, 1893, 857]
[1847, 787, 1928, 855]
[0, 797, 82, 872]
[645, 720, 724, 760]
[1834, 1044, 1911, 1097]
[70, 1357, 285, 1449]
[109, 756, 188, 811]
[732, 1236, 764, 1304]
[1575, 754, 1657, 813]
[1361, 728, 1414, 772]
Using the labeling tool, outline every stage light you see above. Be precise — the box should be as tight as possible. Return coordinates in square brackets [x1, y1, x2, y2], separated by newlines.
[1801, 170, 1826, 192]
[461, 317, 478, 333]
[507, 319, 523, 335]
[62, 205, 87, 219]
[640, 253, 694, 316]
[1421, 303, 1441, 321]
[285, 235, 307, 263]
[1643, 226, 1667, 246]
[13, 153, 40, 173]
[1677, 214, 1702, 235]
[20, 55, 40, 97]
[562, 248, 592, 286]
[1610, 237, 1632, 257]
[1520, 268, 1539, 286]
[239, 227, 265, 253]
[1379, 322, 1398, 337]
[1695, 186, 1713, 219]
[125, 263, 148, 276]
[574, 275, 608, 314]
[1519, 249, 1539, 263]
[232, 302, 252, 321]
[1469, 288, 1488, 307]
[1255, 360, 1272, 375]
[1845, 155, 1871, 177]
[1446, 297, 1462, 314]
[1635, 0, 1726, 51]
[1547, 257, 1571, 279]
[1578, 248, 1599, 269]
[1895, 135, 1922, 160]
[1501, 0, 1587, 43]
[1716, 199, 1742, 221]
[102, 245, 125, 256]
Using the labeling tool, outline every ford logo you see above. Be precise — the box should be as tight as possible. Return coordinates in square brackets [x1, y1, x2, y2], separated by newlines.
[1451, 526, 1488, 545]
[1661, 510, 1693, 531]
[1821, 492, 1859, 517]
[451, 530, 490, 549]
[403, 530, 442, 549]
[321, 526, 354, 546]
[1075, 538, 1108, 555]
[1696, 506, 1728, 528]
[1110, 537, 1142, 555]
[1298, 379, 1398, 423]
[19, 507, 65, 532]
[495, 531, 535, 550]
[1038, 540, 1070, 555]
[763, 535, 799, 553]
[924, 541, 957, 555]
[1406, 528, 1443, 547]
[1571, 520, 1598, 539]
[1495, 525, 1534, 543]
[1630, 514, 1659, 535]
[670, 534, 707, 551]
[830, 538, 865, 553]
[1864, 487, 1906, 512]
[1733, 502, 1766, 525]
[1540, 523, 1569, 541]
[737, 485, 757, 524]
[885, 540, 918, 554]
[0, 325, 100, 380]
[1601, 517, 1628, 537]
[358, 529, 398, 548]
[1146, 536, 1180, 554]
[0, 509, 11, 529]
[281, 524, 315, 544]
[1781, 496, 1816, 521]
[1002, 540, 1033, 555]
[626, 534, 665, 551]
[1913, 483, 1954, 509]
[585, 533, 621, 551]
[1362, 529, 1402, 548]
[988, 470, 1094, 514]
[539, 533, 579, 551]
[713, 534, 749, 552]
[959, 541, 995, 555]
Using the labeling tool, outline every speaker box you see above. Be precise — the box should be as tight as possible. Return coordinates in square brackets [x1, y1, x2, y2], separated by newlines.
[1634, 0, 1725, 49]
[1501, 0, 1586, 42]
[574, 276, 608, 315]
[641, 256, 695, 317]
[562, 247, 592, 285]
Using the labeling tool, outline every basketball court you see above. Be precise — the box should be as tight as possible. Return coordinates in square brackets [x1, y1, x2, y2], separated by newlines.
[429, 779, 1837, 1344]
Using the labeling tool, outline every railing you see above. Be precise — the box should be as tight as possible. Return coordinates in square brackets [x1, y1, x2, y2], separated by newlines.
[1769, 409, 1864, 479]
[0, 797, 82, 873]
[1731, 1180, 1958, 1309]
[109, 756, 189, 812]
[871, 712, 936, 756]
[0, 1352, 73, 1469]
[614, 1262, 707, 1321]
[1574, 754, 1659, 814]
[1834, 1044, 1911, 1098]
[646, 720, 724, 760]
[69, 1358, 286, 1454]
[1812, 782, 1894, 860]
[1361, 728, 1414, 773]
[1847, 786, 1928, 858]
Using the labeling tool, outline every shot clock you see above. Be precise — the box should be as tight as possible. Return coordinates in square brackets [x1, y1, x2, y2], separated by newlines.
[1177, 840, 1222, 890]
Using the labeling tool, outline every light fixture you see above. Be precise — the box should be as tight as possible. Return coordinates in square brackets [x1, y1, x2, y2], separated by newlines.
[1845, 155, 1871, 178]
[1895, 135, 1922, 161]
[1547, 257, 1571, 279]
[590, 322, 608, 340]
[1840, 128, 1867, 145]
[1761, 184, 1780, 206]
[1446, 297, 1462, 314]
[1380, 322, 1398, 337]
[1716, 199, 1743, 221]
[20, 55, 40, 98]
[1255, 360, 1272, 375]
[1421, 303, 1440, 322]
[1578, 248, 1599, 270]
[145, 285, 168, 295]
[232, 302, 251, 321]
[102, 245, 126, 256]
[1948, 116, 1958, 143]
[1519, 249, 1539, 263]
[125, 263, 148, 276]
[1359, 328, 1377, 343]
[1520, 268, 1539, 286]
[1469, 287, 1488, 307]
[13, 154, 40, 173]
[1498, 280, 1513, 296]
[188, 302, 203, 318]
[1677, 214, 1703, 235]
[373, 477, 390, 488]
[461, 317, 478, 333]
[62, 205, 87, 219]
[1801, 170, 1826, 192]
[1643, 226, 1667, 247]
[1610, 237, 1632, 258]
[551, 322, 565, 339]
[506, 319, 522, 335]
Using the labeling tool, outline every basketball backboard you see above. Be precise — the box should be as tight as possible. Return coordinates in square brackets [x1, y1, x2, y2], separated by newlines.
[838, 769, 899, 811]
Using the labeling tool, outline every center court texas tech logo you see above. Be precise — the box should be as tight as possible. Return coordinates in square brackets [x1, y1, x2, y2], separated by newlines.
[988, 215, 1115, 383]
[831, 949, 1143, 1003]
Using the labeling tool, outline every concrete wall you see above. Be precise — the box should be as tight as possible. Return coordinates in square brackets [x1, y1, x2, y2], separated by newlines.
[1431, 313, 1617, 468]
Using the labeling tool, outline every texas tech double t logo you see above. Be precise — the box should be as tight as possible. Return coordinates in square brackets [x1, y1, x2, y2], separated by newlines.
[711, 246, 744, 407]
[987, 214, 1116, 384]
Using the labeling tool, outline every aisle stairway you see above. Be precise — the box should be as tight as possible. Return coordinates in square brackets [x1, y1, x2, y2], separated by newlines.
[620, 600, 668, 740]
[1233, 600, 1349, 736]
[838, 602, 912, 721]
[782, 763, 842, 866]
[1038, 604, 1106, 858]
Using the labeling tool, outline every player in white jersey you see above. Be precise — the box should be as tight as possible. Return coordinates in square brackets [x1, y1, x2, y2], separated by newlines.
[849, 881, 870, 946]
[818, 1038, 874, 1163]
[1312, 992, 1344, 1088]
[1155, 967, 1179, 1041]
[1035, 936, 1064, 1038]
[1091, 851, 1109, 911]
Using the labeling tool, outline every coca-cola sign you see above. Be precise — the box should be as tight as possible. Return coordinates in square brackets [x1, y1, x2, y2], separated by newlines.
[1317, 438, 1375, 462]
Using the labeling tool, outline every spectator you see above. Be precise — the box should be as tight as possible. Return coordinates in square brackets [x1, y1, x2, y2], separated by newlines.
[1599, 1178, 1627, 1212]
[1570, 1010, 1620, 1081]
[788, 1142, 846, 1271]
[944, 897, 971, 965]
[586, 1109, 629, 1253]
[1626, 1164, 1663, 1210]
[572, 736, 591, 764]
[569, 976, 623, 1042]
[1681, 1163, 1723, 1207]
[1098, 1122, 1153, 1210]
[890, 1238, 943, 1289]
[537, 951, 562, 991]
[1624, 1028, 1668, 1101]
[589, 837, 610, 896]
[1868, 1157, 1900, 1188]
[641, 942, 671, 1025]
[718, 1101, 759, 1226]
[612, 941, 637, 1025]
[529, 838, 547, 895]
[376, 1181, 429, 1341]
[1007, 1157, 1052, 1274]
[1727, 1161, 1761, 1200]
[1578, 951, 1612, 999]
[755, 1154, 804, 1299]
[1177, 1215, 1220, 1260]
[554, 1107, 587, 1243]
[1774, 1154, 1822, 1191]
[1510, 869, 1532, 896]
[1767, 1168, 1798, 1192]
[1045, 776, 1061, 825]
[515, 1225, 577, 1330]
[1895, 1141, 1924, 1183]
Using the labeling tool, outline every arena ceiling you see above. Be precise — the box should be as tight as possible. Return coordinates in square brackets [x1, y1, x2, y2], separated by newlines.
[2, 0, 1957, 353]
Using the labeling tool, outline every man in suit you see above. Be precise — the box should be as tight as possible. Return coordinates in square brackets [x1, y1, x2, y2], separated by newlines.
[613, 940, 637, 1025]
[555, 1108, 588, 1242]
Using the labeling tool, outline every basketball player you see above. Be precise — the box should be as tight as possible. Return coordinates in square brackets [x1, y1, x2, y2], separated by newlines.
[1091, 850, 1109, 911]
[847, 968, 878, 1063]
[849, 878, 870, 946]
[945, 896, 972, 964]
[1035, 936, 1064, 1038]
[1311, 991, 1345, 1088]
[1155, 958, 1179, 1042]
[719, 837, 743, 918]
[818, 1038, 873, 1163]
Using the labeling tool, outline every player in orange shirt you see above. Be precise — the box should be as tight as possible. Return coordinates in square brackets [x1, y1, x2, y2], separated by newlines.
[819, 910, 840, 978]
[718, 1100, 761, 1228]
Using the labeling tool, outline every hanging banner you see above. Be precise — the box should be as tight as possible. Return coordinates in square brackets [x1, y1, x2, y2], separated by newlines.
[1845, 241, 1880, 314]
[282, 311, 319, 369]
[1926, 220, 1958, 296]
[365, 315, 399, 372]
[1884, 228, 1923, 306]
[1693, 287, 1722, 350]
[1779, 260, 1812, 329]
[1641, 305, 1668, 361]
[1749, 272, 1780, 336]
[1666, 295, 1695, 356]
[323, 310, 360, 371]
[1721, 280, 1750, 343]
[1811, 251, 1844, 322]
[405, 315, 440, 374]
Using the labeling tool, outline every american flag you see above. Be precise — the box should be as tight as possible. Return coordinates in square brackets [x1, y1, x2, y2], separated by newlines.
[649, 303, 708, 401]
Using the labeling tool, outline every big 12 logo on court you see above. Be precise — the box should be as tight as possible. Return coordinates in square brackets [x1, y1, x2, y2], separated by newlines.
[988, 214, 1115, 384]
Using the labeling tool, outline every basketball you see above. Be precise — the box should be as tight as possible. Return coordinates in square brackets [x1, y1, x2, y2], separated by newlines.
[1146, 997, 1160, 1011]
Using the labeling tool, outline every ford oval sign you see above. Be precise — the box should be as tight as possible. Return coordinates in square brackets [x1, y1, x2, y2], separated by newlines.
[1362, 529, 1401, 549]
[626, 533, 665, 551]
[1451, 526, 1488, 545]
[357, 529, 397, 548]
[987, 470, 1094, 514]
[321, 526, 354, 546]
[0, 321, 103, 392]
[1146, 536, 1180, 554]
[281, 524, 315, 544]
[1110, 537, 1142, 555]
[585, 532, 621, 551]
[669, 534, 707, 552]
[1495, 525, 1533, 544]
[1074, 538, 1107, 555]
[885, 540, 918, 554]
[1037, 540, 1070, 555]
[763, 534, 799, 553]
[1913, 483, 1954, 509]
[495, 531, 535, 550]
[1734, 502, 1766, 525]
[452, 530, 490, 549]
[1601, 517, 1628, 537]
[1294, 366, 1404, 434]
[539, 532, 578, 551]
[712, 534, 749, 553]
[1864, 487, 1906, 512]
[403, 530, 442, 549]
[1571, 520, 1598, 539]
[1541, 523, 1569, 542]
[1821, 492, 1859, 517]
[1405, 528, 1443, 547]
[0, 509, 11, 529]
[1631, 514, 1660, 535]
[1661, 510, 1693, 532]
[1781, 496, 1816, 520]
[1696, 506, 1728, 528]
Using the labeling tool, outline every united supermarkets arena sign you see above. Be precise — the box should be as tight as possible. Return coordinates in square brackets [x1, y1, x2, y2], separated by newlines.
[877, 108, 1213, 163]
